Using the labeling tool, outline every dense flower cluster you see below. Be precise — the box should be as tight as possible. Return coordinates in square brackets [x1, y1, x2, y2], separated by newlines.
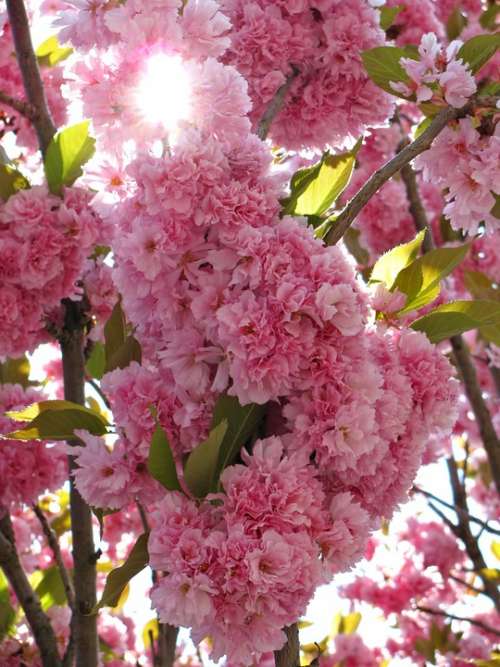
[392, 33, 477, 108]
[0, 186, 104, 357]
[221, 0, 394, 150]
[0, 383, 66, 511]
[416, 117, 500, 235]
[149, 439, 370, 663]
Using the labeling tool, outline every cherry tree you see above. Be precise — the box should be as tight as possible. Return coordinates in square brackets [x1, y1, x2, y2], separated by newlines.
[0, 1, 498, 666]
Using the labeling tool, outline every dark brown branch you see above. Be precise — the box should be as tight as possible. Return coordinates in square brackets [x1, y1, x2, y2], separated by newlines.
[274, 623, 300, 667]
[5, 0, 56, 154]
[256, 67, 299, 141]
[398, 149, 435, 253]
[446, 458, 500, 611]
[450, 336, 500, 495]
[325, 103, 473, 245]
[32, 504, 75, 610]
[0, 89, 37, 119]
[0, 514, 62, 667]
[137, 503, 178, 667]
[61, 299, 99, 667]
[416, 605, 500, 637]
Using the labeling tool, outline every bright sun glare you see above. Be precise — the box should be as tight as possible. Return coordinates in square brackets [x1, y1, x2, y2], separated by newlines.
[136, 53, 192, 131]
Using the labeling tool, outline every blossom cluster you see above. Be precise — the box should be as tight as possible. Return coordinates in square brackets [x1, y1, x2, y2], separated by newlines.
[392, 33, 477, 108]
[0, 186, 104, 357]
[416, 117, 500, 235]
[221, 0, 395, 150]
[66, 35, 460, 660]
[0, 383, 66, 511]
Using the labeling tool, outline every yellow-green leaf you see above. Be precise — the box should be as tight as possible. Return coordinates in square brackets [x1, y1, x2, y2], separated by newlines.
[5, 400, 108, 440]
[0, 571, 15, 640]
[379, 5, 404, 31]
[184, 420, 228, 498]
[395, 243, 470, 314]
[93, 533, 149, 611]
[0, 164, 30, 201]
[36, 35, 73, 67]
[142, 618, 159, 648]
[410, 300, 500, 343]
[44, 121, 95, 195]
[35, 566, 67, 610]
[282, 146, 359, 217]
[491, 542, 500, 561]
[0, 356, 32, 388]
[338, 612, 362, 635]
[86, 342, 106, 380]
[370, 231, 425, 289]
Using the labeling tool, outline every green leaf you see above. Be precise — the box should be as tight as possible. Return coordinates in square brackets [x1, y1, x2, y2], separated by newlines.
[147, 422, 181, 492]
[446, 8, 467, 40]
[103, 301, 141, 372]
[44, 121, 95, 195]
[35, 566, 67, 610]
[107, 335, 142, 373]
[210, 394, 266, 486]
[5, 400, 108, 440]
[457, 33, 500, 74]
[93, 533, 149, 611]
[184, 420, 228, 498]
[369, 231, 425, 289]
[282, 146, 359, 217]
[0, 356, 32, 388]
[36, 35, 73, 67]
[491, 193, 500, 220]
[414, 117, 432, 139]
[361, 46, 416, 97]
[410, 300, 500, 343]
[395, 243, 470, 313]
[338, 612, 362, 635]
[463, 270, 499, 301]
[86, 342, 106, 380]
[480, 5, 500, 31]
[379, 5, 404, 31]
[0, 164, 30, 201]
[479, 568, 500, 582]
[0, 571, 15, 641]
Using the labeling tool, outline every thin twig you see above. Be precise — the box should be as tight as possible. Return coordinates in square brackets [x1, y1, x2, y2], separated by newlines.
[6, 0, 56, 154]
[447, 458, 500, 611]
[449, 573, 486, 596]
[256, 66, 299, 141]
[325, 102, 474, 245]
[87, 377, 112, 410]
[413, 486, 500, 536]
[32, 504, 75, 610]
[0, 89, 37, 119]
[416, 605, 500, 637]
[0, 514, 62, 667]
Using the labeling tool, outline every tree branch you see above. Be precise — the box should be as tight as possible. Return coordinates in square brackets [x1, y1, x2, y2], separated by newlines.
[416, 605, 500, 638]
[0, 514, 62, 667]
[137, 503, 178, 667]
[446, 458, 500, 611]
[450, 336, 500, 496]
[274, 623, 300, 667]
[0, 89, 37, 119]
[5, 0, 56, 155]
[61, 299, 99, 667]
[325, 103, 473, 245]
[398, 145, 435, 254]
[256, 67, 299, 141]
[32, 504, 75, 611]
